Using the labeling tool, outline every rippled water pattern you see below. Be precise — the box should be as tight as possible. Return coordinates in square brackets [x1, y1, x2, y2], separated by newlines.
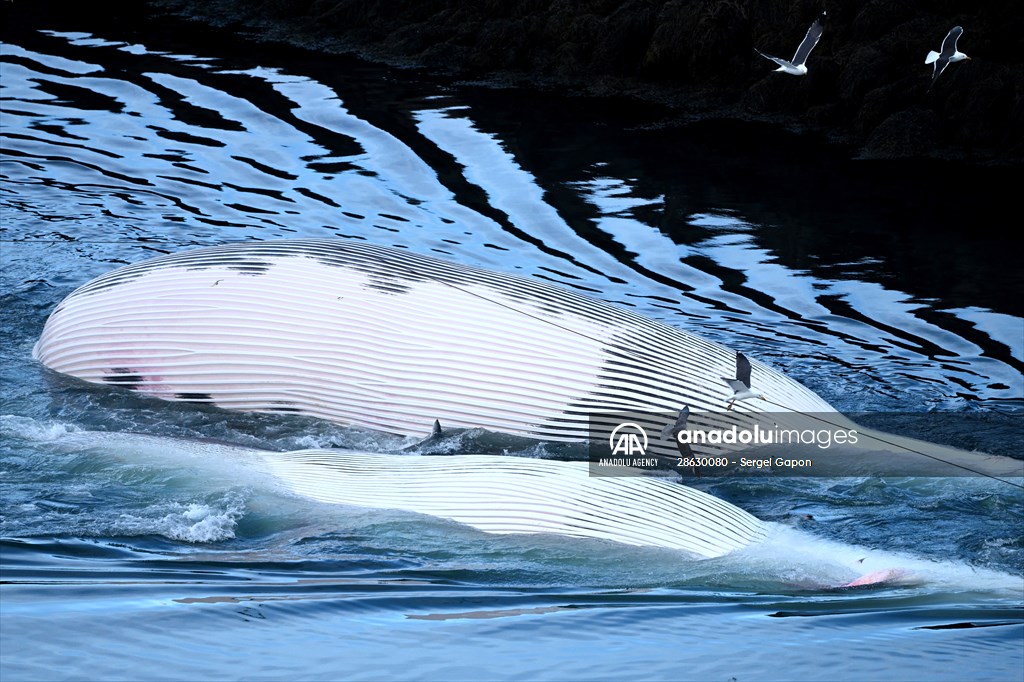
[1, 14, 1022, 682]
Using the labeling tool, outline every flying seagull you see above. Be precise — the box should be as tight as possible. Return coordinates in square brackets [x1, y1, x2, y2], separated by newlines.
[660, 406, 691, 442]
[756, 11, 826, 76]
[925, 26, 970, 87]
[661, 406, 701, 477]
[722, 352, 765, 410]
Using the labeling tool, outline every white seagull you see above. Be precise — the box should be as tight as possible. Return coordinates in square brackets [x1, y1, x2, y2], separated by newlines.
[722, 352, 765, 410]
[756, 12, 826, 76]
[926, 26, 970, 87]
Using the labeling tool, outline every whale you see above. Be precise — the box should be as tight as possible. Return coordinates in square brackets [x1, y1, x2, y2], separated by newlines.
[261, 450, 767, 557]
[32, 239, 1022, 479]
[17, 419, 1014, 585]
[12, 423, 763, 558]
[32, 239, 832, 437]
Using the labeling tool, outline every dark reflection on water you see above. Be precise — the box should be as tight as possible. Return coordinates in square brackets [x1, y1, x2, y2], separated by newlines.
[3, 10, 1017, 413]
[460, 90, 1022, 316]
[1, 5, 1023, 681]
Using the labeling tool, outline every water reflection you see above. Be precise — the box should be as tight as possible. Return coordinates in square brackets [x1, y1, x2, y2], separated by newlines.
[1, 23, 1021, 416]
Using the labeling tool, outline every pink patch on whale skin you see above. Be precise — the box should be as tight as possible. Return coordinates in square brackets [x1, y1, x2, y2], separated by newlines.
[845, 567, 908, 587]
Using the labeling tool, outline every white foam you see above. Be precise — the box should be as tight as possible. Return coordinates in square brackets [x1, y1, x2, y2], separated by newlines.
[114, 493, 247, 543]
[0, 414, 84, 442]
[728, 522, 1024, 594]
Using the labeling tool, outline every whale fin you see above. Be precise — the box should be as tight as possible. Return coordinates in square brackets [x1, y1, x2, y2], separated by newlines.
[402, 419, 449, 452]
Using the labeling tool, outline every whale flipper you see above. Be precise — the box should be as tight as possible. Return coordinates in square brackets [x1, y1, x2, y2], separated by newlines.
[260, 450, 767, 558]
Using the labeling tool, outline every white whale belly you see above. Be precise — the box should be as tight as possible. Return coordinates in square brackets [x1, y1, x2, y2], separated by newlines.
[33, 239, 835, 439]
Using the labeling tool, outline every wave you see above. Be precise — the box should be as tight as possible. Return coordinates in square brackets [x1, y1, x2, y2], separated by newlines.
[3, 416, 1020, 592]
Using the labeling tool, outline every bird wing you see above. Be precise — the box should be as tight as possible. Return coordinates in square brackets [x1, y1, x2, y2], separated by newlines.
[736, 352, 752, 388]
[940, 26, 963, 59]
[792, 15, 825, 66]
[659, 406, 690, 439]
[755, 49, 796, 70]
[723, 378, 748, 394]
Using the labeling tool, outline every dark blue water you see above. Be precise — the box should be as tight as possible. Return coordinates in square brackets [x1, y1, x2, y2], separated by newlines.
[2, 9, 1022, 681]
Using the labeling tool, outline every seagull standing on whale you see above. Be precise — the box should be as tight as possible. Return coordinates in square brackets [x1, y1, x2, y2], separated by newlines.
[926, 26, 970, 87]
[755, 11, 827, 76]
[722, 352, 765, 410]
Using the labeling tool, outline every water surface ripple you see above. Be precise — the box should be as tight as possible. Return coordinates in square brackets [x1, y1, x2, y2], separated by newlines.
[1, 17, 1022, 682]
